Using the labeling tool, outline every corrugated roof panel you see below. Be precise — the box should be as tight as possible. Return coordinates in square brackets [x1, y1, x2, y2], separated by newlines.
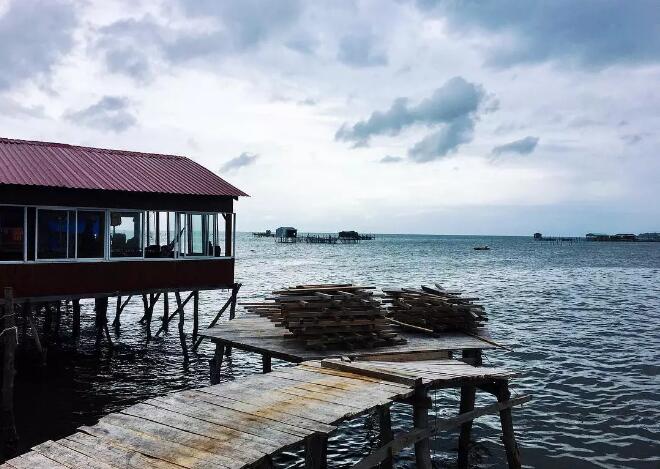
[0, 137, 248, 197]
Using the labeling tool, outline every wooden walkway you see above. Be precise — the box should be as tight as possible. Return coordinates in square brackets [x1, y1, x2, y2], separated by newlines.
[1, 359, 526, 469]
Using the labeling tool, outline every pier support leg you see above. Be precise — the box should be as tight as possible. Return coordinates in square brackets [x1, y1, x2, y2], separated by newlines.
[1, 288, 18, 460]
[139, 295, 149, 324]
[262, 354, 272, 374]
[377, 404, 394, 469]
[304, 433, 328, 469]
[177, 293, 189, 365]
[25, 302, 46, 365]
[72, 299, 80, 338]
[413, 385, 432, 469]
[497, 382, 521, 469]
[192, 291, 199, 346]
[54, 301, 62, 336]
[162, 293, 169, 328]
[225, 284, 240, 357]
[458, 349, 482, 468]
[210, 342, 225, 384]
[113, 296, 122, 330]
[44, 303, 52, 334]
[94, 297, 112, 349]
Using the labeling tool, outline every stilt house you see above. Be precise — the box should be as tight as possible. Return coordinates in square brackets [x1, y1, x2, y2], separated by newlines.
[0, 137, 247, 301]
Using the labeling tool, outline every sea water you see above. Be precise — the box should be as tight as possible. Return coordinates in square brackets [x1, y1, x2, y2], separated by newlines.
[13, 234, 660, 468]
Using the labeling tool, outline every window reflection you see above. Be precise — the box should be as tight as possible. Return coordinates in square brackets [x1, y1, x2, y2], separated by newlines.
[0, 206, 24, 261]
[38, 209, 75, 259]
[110, 211, 143, 258]
[77, 210, 105, 258]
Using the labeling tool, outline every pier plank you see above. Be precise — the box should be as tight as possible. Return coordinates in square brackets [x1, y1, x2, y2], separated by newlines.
[3, 451, 70, 468]
[32, 440, 116, 469]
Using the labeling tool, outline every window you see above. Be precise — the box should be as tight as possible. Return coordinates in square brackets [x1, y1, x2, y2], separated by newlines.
[37, 209, 75, 259]
[0, 206, 24, 261]
[214, 213, 235, 257]
[77, 210, 105, 258]
[110, 211, 143, 258]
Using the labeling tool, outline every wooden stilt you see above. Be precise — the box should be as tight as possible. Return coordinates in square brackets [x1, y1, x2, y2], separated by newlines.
[253, 456, 274, 469]
[176, 292, 189, 364]
[72, 299, 80, 338]
[139, 294, 149, 323]
[25, 302, 46, 365]
[210, 342, 225, 384]
[413, 385, 432, 469]
[112, 295, 132, 329]
[458, 349, 482, 468]
[1, 287, 18, 460]
[144, 293, 161, 344]
[53, 301, 62, 336]
[225, 284, 240, 357]
[497, 382, 522, 469]
[304, 433, 328, 469]
[377, 404, 394, 469]
[162, 292, 169, 328]
[262, 354, 272, 373]
[94, 297, 112, 348]
[192, 291, 199, 346]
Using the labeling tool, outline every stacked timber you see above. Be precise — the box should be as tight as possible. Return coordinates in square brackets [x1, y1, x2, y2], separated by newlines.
[382, 284, 487, 333]
[242, 284, 406, 350]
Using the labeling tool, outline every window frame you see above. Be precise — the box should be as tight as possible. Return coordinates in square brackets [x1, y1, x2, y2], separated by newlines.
[0, 204, 236, 263]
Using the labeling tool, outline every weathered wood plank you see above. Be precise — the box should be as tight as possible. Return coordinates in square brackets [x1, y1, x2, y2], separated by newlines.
[3, 451, 70, 469]
[32, 440, 116, 469]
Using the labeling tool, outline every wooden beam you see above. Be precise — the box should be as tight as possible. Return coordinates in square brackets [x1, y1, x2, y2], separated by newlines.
[154, 292, 194, 337]
[377, 404, 393, 469]
[209, 342, 225, 384]
[413, 385, 432, 469]
[304, 433, 328, 469]
[352, 395, 530, 469]
[1, 287, 18, 459]
[262, 354, 272, 374]
[25, 303, 45, 364]
[176, 292, 189, 364]
[321, 360, 423, 387]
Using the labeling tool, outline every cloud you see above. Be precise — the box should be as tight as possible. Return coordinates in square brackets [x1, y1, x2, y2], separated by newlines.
[419, 1, 660, 69]
[220, 152, 259, 172]
[380, 155, 403, 164]
[492, 136, 539, 155]
[337, 77, 489, 161]
[64, 96, 137, 132]
[621, 134, 643, 145]
[409, 116, 475, 162]
[0, 0, 77, 90]
[0, 96, 45, 118]
[337, 33, 387, 67]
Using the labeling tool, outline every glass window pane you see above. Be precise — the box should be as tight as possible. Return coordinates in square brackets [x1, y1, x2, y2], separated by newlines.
[77, 210, 105, 258]
[191, 214, 203, 255]
[215, 214, 226, 257]
[37, 210, 69, 259]
[110, 211, 143, 257]
[0, 206, 24, 261]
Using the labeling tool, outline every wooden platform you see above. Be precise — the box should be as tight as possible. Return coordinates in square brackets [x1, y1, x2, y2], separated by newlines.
[1, 360, 524, 469]
[198, 314, 496, 363]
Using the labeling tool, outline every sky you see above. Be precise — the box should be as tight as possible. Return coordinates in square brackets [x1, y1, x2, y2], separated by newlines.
[1, 0, 659, 236]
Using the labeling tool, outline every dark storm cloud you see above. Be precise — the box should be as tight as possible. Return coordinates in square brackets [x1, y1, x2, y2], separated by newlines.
[65, 96, 137, 133]
[418, 0, 660, 68]
[0, 0, 77, 90]
[337, 77, 489, 161]
[220, 152, 259, 172]
[337, 33, 387, 67]
[380, 155, 403, 164]
[492, 136, 539, 155]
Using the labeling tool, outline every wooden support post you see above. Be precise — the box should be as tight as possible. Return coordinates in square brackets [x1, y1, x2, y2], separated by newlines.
[162, 292, 169, 328]
[144, 293, 161, 344]
[209, 342, 225, 384]
[458, 349, 482, 468]
[139, 294, 149, 324]
[262, 354, 272, 373]
[25, 303, 46, 365]
[225, 283, 240, 357]
[114, 296, 122, 330]
[497, 382, 521, 469]
[304, 433, 328, 469]
[1, 287, 18, 459]
[176, 292, 189, 364]
[413, 385, 432, 469]
[192, 291, 199, 346]
[377, 404, 394, 469]
[94, 297, 112, 348]
[72, 299, 80, 338]
[253, 456, 274, 469]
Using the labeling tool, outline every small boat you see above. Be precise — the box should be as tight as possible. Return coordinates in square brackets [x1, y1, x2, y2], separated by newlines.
[473, 246, 490, 251]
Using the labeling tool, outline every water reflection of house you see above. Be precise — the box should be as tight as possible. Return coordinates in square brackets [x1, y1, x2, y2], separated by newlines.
[0, 137, 247, 299]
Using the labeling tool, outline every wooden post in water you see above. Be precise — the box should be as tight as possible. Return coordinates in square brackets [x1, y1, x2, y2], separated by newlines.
[304, 433, 328, 469]
[176, 292, 189, 365]
[72, 299, 81, 338]
[94, 297, 112, 348]
[210, 342, 224, 384]
[162, 292, 169, 328]
[458, 349, 483, 468]
[377, 404, 394, 469]
[497, 382, 522, 469]
[192, 291, 199, 346]
[1, 287, 18, 459]
[262, 354, 272, 373]
[54, 301, 62, 336]
[44, 302, 52, 334]
[225, 283, 240, 357]
[413, 385, 432, 469]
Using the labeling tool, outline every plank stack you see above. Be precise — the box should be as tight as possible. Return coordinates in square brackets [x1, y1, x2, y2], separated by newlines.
[382, 284, 487, 333]
[241, 284, 406, 350]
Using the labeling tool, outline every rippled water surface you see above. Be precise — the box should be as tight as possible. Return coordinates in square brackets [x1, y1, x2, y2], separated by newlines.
[13, 234, 660, 468]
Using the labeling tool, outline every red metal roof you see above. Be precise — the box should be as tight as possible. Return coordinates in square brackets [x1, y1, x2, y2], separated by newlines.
[0, 137, 248, 197]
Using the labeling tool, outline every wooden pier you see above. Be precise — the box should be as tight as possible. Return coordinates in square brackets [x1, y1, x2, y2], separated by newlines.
[1, 358, 526, 469]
